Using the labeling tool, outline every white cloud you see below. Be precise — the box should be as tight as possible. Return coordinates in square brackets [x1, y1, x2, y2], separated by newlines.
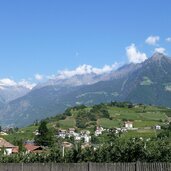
[35, 74, 44, 81]
[0, 78, 36, 90]
[46, 74, 56, 80]
[154, 47, 166, 54]
[18, 80, 36, 89]
[56, 63, 119, 79]
[145, 36, 160, 45]
[126, 44, 147, 63]
[166, 37, 171, 42]
[0, 78, 17, 87]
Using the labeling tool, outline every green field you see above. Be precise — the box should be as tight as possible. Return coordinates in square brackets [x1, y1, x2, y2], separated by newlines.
[58, 117, 76, 128]
[2, 103, 170, 143]
[2, 125, 38, 143]
[98, 118, 121, 128]
[107, 106, 167, 122]
[122, 129, 157, 139]
[134, 120, 161, 128]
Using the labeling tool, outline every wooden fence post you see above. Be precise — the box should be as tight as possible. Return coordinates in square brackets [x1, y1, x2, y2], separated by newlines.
[50, 162, 53, 171]
[21, 162, 23, 171]
[136, 161, 140, 171]
[88, 162, 90, 171]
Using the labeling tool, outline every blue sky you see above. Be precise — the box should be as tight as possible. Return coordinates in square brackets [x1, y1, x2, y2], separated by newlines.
[0, 0, 171, 86]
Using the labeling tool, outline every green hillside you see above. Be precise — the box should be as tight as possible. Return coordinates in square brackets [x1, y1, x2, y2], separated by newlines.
[3, 102, 171, 143]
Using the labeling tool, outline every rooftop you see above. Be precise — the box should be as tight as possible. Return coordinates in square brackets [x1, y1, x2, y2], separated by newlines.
[0, 138, 15, 148]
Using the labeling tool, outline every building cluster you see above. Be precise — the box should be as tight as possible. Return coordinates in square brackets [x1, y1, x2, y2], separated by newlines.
[57, 121, 162, 142]
[0, 120, 162, 155]
[58, 128, 91, 143]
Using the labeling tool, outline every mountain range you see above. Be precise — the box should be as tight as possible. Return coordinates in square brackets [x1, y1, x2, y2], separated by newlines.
[1, 53, 171, 127]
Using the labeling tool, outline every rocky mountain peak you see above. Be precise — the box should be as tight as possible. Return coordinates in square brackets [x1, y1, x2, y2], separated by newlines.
[150, 52, 167, 61]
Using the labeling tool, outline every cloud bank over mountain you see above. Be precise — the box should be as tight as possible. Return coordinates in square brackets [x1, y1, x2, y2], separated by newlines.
[126, 44, 147, 63]
[0, 78, 35, 90]
[56, 63, 119, 79]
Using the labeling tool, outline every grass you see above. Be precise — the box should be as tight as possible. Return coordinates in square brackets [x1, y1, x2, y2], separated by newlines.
[58, 117, 76, 129]
[2, 125, 38, 144]
[107, 106, 167, 122]
[134, 120, 160, 128]
[122, 130, 157, 139]
[98, 118, 121, 128]
[140, 112, 167, 121]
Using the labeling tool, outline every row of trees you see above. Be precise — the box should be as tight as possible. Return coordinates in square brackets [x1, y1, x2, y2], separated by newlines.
[1, 137, 171, 163]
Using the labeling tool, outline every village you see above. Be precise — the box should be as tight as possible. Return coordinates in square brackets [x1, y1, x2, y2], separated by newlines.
[0, 121, 162, 155]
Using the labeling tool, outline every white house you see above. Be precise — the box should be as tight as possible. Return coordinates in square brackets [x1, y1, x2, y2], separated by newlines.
[68, 128, 75, 135]
[75, 135, 81, 141]
[124, 121, 133, 129]
[58, 129, 67, 138]
[81, 130, 90, 135]
[33, 130, 40, 135]
[95, 126, 104, 136]
[83, 134, 91, 143]
[155, 125, 161, 130]
[74, 133, 81, 141]
[0, 138, 18, 155]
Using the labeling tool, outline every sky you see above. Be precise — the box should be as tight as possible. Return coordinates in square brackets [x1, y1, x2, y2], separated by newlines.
[0, 0, 171, 87]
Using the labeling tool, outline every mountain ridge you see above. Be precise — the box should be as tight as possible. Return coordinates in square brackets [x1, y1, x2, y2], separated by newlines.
[0, 53, 171, 127]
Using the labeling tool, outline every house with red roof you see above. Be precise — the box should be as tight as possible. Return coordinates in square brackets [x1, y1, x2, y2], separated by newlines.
[24, 144, 44, 153]
[0, 138, 19, 155]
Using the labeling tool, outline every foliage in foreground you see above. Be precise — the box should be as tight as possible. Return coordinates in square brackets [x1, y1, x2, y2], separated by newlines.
[1, 137, 171, 163]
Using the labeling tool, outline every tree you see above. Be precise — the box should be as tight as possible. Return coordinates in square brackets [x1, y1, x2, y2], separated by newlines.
[13, 139, 25, 152]
[35, 120, 53, 147]
[100, 109, 110, 118]
[76, 118, 86, 128]
[55, 122, 60, 128]
[64, 108, 72, 116]
[34, 120, 39, 126]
